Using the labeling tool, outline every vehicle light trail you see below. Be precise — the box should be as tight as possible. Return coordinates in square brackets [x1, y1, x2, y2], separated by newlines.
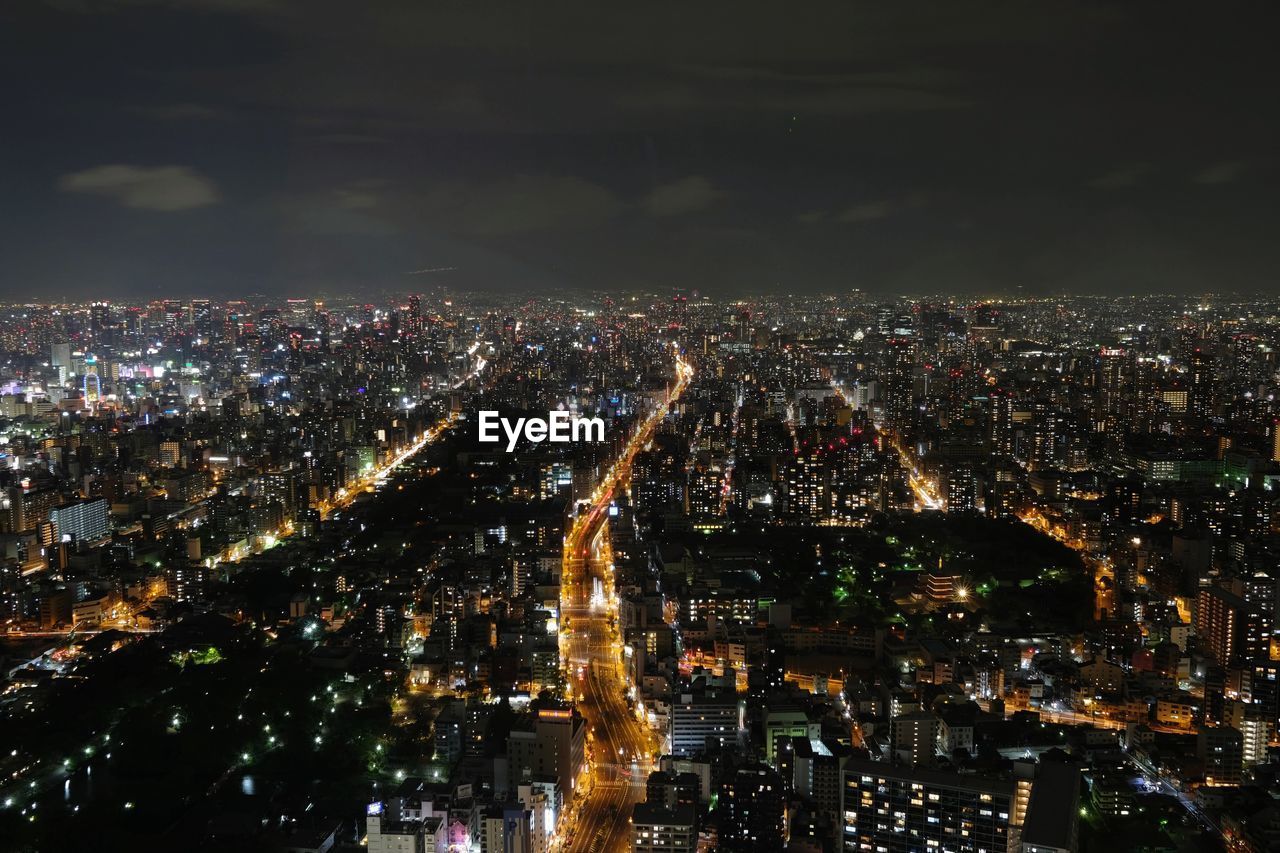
[554, 354, 691, 853]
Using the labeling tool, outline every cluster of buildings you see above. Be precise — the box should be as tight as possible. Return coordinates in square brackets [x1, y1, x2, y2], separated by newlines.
[3, 292, 1279, 852]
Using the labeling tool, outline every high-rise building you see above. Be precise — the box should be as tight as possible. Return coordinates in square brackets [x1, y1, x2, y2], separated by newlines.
[687, 458, 724, 516]
[670, 690, 740, 756]
[841, 760, 1034, 853]
[1, 486, 62, 535]
[162, 299, 184, 338]
[1231, 706, 1270, 770]
[1197, 726, 1244, 787]
[1020, 762, 1081, 853]
[191, 298, 213, 342]
[506, 707, 587, 796]
[1189, 347, 1214, 420]
[48, 498, 110, 543]
[883, 337, 916, 432]
[891, 710, 940, 766]
[718, 765, 786, 852]
[632, 803, 696, 853]
[782, 450, 827, 519]
[405, 294, 423, 339]
[50, 341, 72, 384]
[1096, 347, 1129, 441]
[1197, 584, 1266, 664]
[990, 388, 1017, 457]
[789, 737, 854, 829]
[89, 301, 112, 344]
[945, 463, 978, 513]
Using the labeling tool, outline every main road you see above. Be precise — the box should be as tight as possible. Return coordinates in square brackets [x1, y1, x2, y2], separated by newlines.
[556, 354, 692, 853]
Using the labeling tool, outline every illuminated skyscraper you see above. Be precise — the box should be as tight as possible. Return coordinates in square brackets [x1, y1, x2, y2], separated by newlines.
[989, 389, 1016, 457]
[1189, 347, 1214, 420]
[883, 337, 916, 432]
[718, 766, 786, 852]
[191, 298, 212, 343]
[405, 293, 423, 339]
[1097, 347, 1128, 442]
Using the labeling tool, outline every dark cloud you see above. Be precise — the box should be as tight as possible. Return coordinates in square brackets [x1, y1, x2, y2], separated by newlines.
[642, 177, 726, 217]
[836, 195, 928, 225]
[57, 165, 220, 211]
[1087, 164, 1153, 190]
[1193, 160, 1249, 186]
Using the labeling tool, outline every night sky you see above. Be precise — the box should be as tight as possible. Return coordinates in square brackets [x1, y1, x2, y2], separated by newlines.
[5, 1, 1278, 299]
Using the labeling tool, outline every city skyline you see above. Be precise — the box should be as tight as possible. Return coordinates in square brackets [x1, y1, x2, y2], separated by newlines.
[2, 291, 1279, 852]
[4, 3, 1280, 852]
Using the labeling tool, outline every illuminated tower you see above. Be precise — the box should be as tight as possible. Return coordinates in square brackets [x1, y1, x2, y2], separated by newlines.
[405, 293, 422, 339]
[989, 388, 1015, 457]
[1097, 347, 1129, 441]
[1189, 347, 1214, 420]
[883, 336, 916, 432]
[191, 299, 212, 343]
[82, 353, 101, 411]
[89, 301, 111, 344]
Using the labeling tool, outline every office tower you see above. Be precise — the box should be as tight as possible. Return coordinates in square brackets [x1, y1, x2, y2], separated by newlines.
[286, 298, 312, 327]
[763, 704, 813, 767]
[515, 780, 559, 853]
[1105, 478, 1142, 525]
[162, 299, 184, 338]
[670, 691, 740, 756]
[506, 707, 587, 796]
[191, 298, 213, 342]
[51, 341, 72, 384]
[1240, 572, 1277, 660]
[89, 301, 111, 345]
[167, 564, 209, 603]
[718, 765, 786, 852]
